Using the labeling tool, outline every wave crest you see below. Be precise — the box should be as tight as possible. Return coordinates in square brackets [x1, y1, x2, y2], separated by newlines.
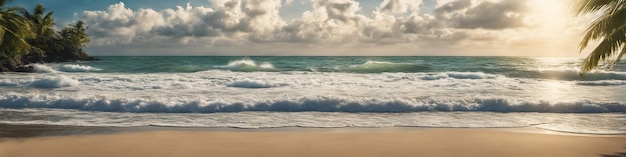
[59, 64, 102, 72]
[345, 61, 432, 73]
[421, 72, 498, 80]
[32, 64, 58, 73]
[227, 79, 288, 88]
[29, 75, 79, 89]
[218, 58, 276, 72]
[1, 94, 624, 113]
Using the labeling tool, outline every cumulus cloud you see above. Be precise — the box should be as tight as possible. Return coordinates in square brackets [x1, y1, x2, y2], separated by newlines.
[80, 0, 588, 56]
[377, 0, 422, 14]
[435, 0, 530, 29]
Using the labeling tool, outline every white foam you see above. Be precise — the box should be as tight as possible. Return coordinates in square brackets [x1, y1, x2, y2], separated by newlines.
[218, 58, 275, 71]
[576, 80, 626, 86]
[29, 75, 79, 88]
[0, 93, 624, 113]
[32, 64, 58, 73]
[259, 62, 275, 69]
[59, 64, 102, 72]
[1, 98, 625, 134]
[227, 79, 287, 88]
[421, 72, 498, 80]
[0, 80, 18, 86]
[221, 59, 257, 70]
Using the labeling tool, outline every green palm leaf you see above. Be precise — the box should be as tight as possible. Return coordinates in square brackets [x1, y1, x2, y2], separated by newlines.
[0, 0, 34, 59]
[574, 0, 626, 73]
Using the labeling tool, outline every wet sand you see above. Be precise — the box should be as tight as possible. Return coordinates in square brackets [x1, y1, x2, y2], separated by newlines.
[0, 125, 625, 157]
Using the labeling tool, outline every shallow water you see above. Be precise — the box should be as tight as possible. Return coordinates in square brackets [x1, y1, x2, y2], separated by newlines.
[1, 56, 625, 134]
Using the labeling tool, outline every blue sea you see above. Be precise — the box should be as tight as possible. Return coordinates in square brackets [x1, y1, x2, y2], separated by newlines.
[0, 56, 625, 134]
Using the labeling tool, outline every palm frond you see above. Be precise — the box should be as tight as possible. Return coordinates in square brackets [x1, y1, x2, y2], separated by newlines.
[574, 0, 626, 73]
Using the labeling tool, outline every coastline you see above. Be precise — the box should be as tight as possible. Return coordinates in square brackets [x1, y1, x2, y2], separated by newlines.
[1, 124, 625, 157]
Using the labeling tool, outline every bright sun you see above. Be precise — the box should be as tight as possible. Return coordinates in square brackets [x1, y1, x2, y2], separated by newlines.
[527, 0, 569, 30]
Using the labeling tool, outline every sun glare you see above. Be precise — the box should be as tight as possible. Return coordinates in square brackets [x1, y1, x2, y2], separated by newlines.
[527, 0, 569, 30]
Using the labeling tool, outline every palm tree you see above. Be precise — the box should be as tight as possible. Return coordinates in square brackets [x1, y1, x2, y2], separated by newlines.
[0, 0, 33, 59]
[60, 20, 90, 47]
[21, 4, 57, 50]
[574, 0, 626, 73]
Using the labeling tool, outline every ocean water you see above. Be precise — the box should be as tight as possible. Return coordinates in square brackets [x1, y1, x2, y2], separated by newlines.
[0, 56, 625, 134]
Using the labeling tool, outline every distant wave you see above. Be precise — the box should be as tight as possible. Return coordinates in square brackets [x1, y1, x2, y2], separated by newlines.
[507, 70, 626, 81]
[1, 94, 624, 113]
[59, 64, 102, 72]
[343, 61, 432, 73]
[217, 58, 276, 72]
[32, 64, 101, 73]
[576, 80, 626, 86]
[421, 72, 498, 80]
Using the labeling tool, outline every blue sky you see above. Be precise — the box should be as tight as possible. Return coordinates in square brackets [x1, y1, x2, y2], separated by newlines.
[6, 0, 590, 56]
[9, 0, 437, 23]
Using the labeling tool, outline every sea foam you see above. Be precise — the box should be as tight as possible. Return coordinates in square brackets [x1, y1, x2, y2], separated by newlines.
[421, 72, 498, 80]
[1, 93, 624, 113]
[58, 64, 102, 72]
[32, 64, 58, 73]
[345, 61, 432, 73]
[218, 58, 276, 72]
[227, 79, 287, 88]
[29, 75, 79, 88]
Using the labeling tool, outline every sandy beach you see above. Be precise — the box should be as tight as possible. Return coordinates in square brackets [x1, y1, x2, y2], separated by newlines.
[1, 126, 624, 157]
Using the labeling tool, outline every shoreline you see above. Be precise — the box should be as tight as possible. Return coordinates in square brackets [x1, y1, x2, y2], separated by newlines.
[2, 123, 625, 138]
[1, 124, 625, 157]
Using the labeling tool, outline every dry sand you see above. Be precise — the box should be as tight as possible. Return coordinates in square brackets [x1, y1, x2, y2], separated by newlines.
[1, 127, 625, 157]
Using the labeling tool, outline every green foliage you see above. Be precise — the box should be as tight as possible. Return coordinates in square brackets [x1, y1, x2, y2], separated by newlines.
[60, 21, 90, 48]
[0, 1, 91, 62]
[20, 3, 56, 51]
[0, 0, 34, 60]
[574, 0, 626, 73]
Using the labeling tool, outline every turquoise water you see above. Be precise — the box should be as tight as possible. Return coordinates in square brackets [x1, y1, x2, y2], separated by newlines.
[0, 56, 625, 134]
[65, 56, 626, 81]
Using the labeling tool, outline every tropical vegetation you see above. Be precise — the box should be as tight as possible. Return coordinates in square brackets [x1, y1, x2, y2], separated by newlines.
[0, 0, 92, 64]
[574, 0, 626, 72]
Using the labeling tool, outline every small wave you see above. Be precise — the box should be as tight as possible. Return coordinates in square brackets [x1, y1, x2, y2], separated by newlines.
[509, 70, 626, 81]
[32, 64, 58, 73]
[227, 79, 288, 88]
[1, 94, 624, 113]
[576, 80, 626, 86]
[217, 58, 276, 72]
[29, 75, 79, 89]
[0, 80, 18, 86]
[421, 72, 498, 80]
[344, 61, 432, 73]
[58, 64, 102, 72]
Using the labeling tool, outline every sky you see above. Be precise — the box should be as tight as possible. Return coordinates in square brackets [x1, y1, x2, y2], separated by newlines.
[8, 0, 595, 56]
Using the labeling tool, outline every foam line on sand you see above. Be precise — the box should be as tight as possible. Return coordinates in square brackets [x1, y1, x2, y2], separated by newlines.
[1, 127, 625, 157]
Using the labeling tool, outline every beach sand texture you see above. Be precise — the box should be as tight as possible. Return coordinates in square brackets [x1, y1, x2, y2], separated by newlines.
[1, 128, 625, 157]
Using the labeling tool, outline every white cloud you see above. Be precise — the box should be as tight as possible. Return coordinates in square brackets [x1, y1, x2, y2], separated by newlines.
[81, 0, 590, 56]
[377, 0, 422, 14]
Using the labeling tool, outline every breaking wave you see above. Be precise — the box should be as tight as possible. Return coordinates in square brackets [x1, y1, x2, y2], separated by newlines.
[1, 94, 624, 113]
[29, 75, 79, 89]
[344, 61, 432, 73]
[217, 58, 276, 72]
[576, 80, 626, 86]
[32, 64, 58, 73]
[58, 64, 102, 72]
[31, 64, 101, 73]
[421, 72, 498, 80]
[507, 70, 626, 81]
[227, 79, 288, 88]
